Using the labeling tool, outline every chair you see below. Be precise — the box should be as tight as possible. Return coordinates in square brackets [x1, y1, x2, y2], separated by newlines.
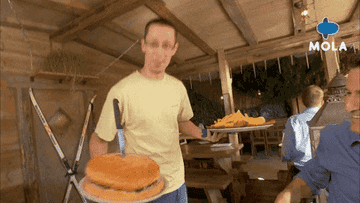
[250, 130, 267, 156]
[265, 118, 287, 155]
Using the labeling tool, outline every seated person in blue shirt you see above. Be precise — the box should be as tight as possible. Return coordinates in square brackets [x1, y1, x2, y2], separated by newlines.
[282, 85, 324, 177]
[275, 66, 360, 203]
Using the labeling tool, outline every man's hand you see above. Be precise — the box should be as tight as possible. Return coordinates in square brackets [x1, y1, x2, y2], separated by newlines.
[203, 130, 227, 143]
[274, 190, 292, 203]
[274, 177, 312, 203]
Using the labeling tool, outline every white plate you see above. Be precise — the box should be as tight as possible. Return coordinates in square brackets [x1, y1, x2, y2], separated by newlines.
[208, 124, 274, 133]
[210, 143, 232, 148]
[79, 175, 168, 203]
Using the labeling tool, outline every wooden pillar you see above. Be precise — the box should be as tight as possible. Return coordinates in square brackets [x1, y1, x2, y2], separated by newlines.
[322, 36, 339, 84]
[16, 88, 40, 203]
[218, 49, 235, 115]
[218, 49, 240, 160]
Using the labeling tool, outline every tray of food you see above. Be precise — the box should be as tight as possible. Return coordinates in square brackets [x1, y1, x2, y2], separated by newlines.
[207, 110, 275, 133]
[79, 153, 168, 203]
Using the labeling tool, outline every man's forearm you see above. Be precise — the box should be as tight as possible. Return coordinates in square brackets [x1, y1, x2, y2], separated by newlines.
[178, 120, 203, 139]
[89, 132, 108, 158]
[275, 177, 312, 203]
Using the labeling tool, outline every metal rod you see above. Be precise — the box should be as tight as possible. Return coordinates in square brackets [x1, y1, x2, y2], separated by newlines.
[209, 72, 212, 85]
[290, 55, 294, 65]
[277, 58, 282, 74]
[320, 50, 323, 61]
[253, 63, 256, 78]
[264, 60, 267, 70]
[199, 73, 202, 82]
[305, 52, 310, 69]
[240, 65, 243, 74]
[189, 75, 192, 89]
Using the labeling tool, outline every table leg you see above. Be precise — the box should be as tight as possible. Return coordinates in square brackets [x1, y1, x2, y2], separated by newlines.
[204, 189, 227, 203]
[229, 133, 241, 161]
[214, 157, 232, 174]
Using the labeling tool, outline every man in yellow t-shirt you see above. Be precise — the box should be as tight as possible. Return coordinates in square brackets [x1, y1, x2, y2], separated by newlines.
[89, 18, 209, 203]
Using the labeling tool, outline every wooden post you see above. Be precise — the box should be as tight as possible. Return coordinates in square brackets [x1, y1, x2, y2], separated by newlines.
[322, 36, 339, 84]
[218, 49, 240, 160]
[218, 49, 235, 115]
[16, 88, 40, 203]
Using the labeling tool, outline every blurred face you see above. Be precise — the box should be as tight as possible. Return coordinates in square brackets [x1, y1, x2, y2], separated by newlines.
[141, 24, 178, 74]
[345, 68, 360, 133]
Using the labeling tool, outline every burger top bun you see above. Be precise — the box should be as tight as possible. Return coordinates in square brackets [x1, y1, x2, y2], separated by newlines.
[86, 154, 160, 191]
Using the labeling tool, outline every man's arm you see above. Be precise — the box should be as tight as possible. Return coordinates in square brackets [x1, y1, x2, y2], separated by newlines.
[89, 132, 108, 158]
[178, 120, 203, 139]
[275, 177, 312, 203]
[282, 118, 297, 163]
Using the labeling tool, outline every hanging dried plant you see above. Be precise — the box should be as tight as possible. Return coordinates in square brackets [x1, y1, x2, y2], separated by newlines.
[44, 51, 87, 92]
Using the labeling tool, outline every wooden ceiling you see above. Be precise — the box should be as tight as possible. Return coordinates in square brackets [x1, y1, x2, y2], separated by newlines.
[2, 0, 359, 79]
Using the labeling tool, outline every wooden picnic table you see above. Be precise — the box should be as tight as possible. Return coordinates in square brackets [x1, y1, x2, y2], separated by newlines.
[181, 141, 247, 203]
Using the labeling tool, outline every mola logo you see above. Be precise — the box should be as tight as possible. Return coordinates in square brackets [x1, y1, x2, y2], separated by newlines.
[316, 17, 339, 40]
[309, 17, 347, 52]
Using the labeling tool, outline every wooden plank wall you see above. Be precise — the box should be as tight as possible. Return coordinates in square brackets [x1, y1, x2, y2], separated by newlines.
[0, 81, 26, 203]
[0, 25, 140, 202]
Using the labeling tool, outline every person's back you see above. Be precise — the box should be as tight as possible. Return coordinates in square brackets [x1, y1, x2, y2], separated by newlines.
[282, 85, 324, 173]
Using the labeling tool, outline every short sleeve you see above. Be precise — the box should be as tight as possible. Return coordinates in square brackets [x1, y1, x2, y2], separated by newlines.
[95, 87, 123, 142]
[177, 85, 193, 122]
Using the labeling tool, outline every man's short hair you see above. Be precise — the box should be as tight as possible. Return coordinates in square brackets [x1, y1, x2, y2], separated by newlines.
[302, 85, 324, 108]
[144, 18, 177, 42]
[340, 52, 360, 74]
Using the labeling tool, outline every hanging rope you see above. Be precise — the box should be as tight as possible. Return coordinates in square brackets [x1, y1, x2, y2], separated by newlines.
[96, 39, 139, 76]
[7, 0, 34, 72]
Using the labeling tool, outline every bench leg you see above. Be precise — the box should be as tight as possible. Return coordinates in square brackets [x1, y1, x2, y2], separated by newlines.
[204, 189, 226, 203]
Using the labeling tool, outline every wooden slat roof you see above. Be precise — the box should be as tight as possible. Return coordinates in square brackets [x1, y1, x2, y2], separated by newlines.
[2, 0, 359, 79]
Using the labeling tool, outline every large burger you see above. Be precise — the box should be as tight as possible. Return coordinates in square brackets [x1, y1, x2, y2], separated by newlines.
[82, 153, 165, 202]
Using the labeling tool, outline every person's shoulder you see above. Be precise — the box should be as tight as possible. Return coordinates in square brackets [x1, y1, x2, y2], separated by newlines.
[321, 120, 350, 135]
[288, 114, 301, 125]
[320, 120, 350, 144]
[109, 71, 138, 93]
[166, 73, 183, 83]
[165, 73, 187, 88]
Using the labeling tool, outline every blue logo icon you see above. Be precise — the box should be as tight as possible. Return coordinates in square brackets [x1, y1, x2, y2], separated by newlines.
[316, 17, 339, 40]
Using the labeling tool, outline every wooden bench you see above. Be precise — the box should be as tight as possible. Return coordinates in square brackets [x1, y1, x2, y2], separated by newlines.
[185, 168, 232, 203]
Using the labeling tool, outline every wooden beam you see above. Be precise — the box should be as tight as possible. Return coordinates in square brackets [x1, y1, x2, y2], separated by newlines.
[218, 0, 258, 46]
[102, 22, 184, 64]
[50, 0, 147, 42]
[218, 49, 235, 115]
[351, 0, 359, 21]
[168, 20, 359, 77]
[290, 0, 306, 35]
[144, 0, 216, 56]
[16, 88, 41, 203]
[172, 44, 309, 79]
[0, 21, 57, 33]
[322, 36, 339, 84]
[15, 0, 85, 16]
[336, 34, 360, 46]
[74, 38, 143, 68]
